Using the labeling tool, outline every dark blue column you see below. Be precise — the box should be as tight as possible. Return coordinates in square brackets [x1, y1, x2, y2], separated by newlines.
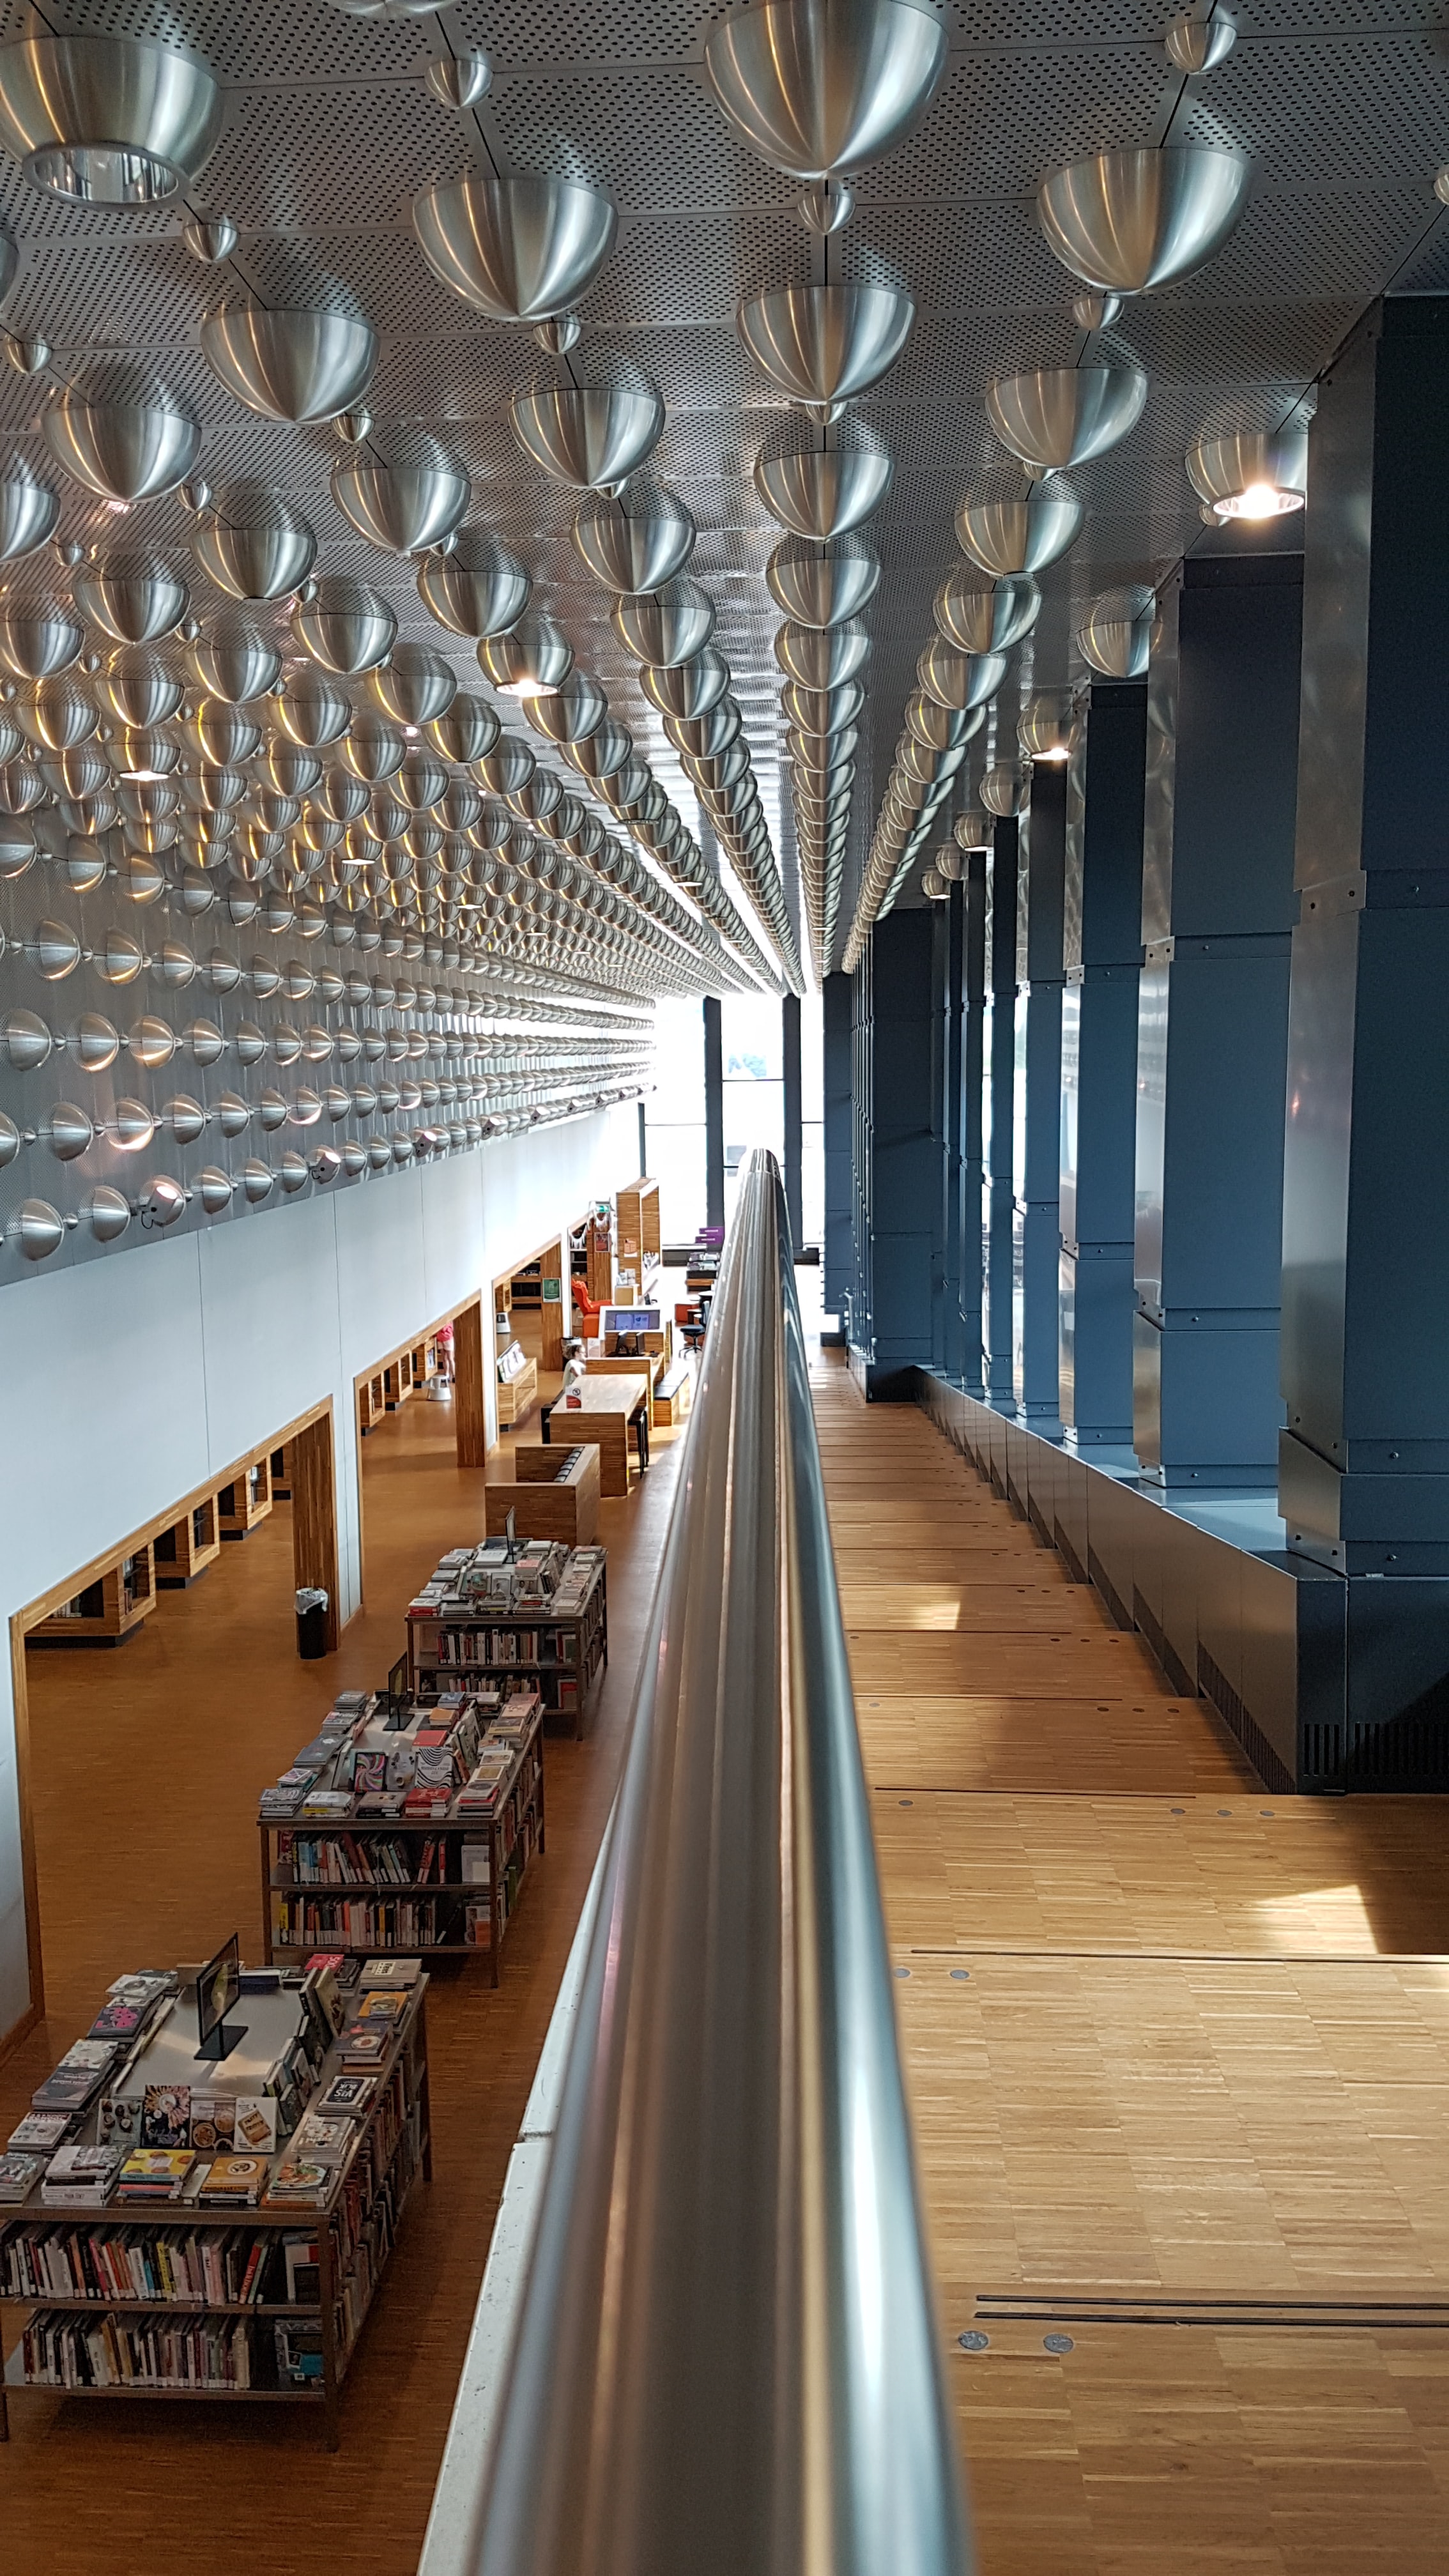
[939, 882, 967, 1381]
[858, 907, 940, 1389]
[1133, 551, 1302, 1486]
[1013, 765, 1066, 1434]
[848, 952, 872, 1359]
[1282, 299, 1449, 1627]
[1059, 682, 1146, 1445]
[981, 822, 1018, 1399]
[960, 851, 986, 1395]
[822, 970, 852, 1329]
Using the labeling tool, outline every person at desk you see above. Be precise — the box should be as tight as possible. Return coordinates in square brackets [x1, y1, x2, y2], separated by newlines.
[558, 1338, 588, 1405]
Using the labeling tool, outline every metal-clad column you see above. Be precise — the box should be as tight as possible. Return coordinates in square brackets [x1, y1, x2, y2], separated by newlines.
[858, 908, 940, 1390]
[704, 995, 724, 1232]
[1133, 550, 1302, 1485]
[960, 850, 987, 1396]
[940, 878, 967, 1381]
[1013, 765, 1066, 1433]
[822, 970, 852, 1328]
[847, 949, 873, 1366]
[981, 820, 1018, 1398]
[1060, 681, 1147, 1445]
[1280, 300, 1449, 1761]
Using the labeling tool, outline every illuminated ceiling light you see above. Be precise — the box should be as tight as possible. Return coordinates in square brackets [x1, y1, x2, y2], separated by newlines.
[1186, 422, 1308, 521]
[0, 33, 222, 205]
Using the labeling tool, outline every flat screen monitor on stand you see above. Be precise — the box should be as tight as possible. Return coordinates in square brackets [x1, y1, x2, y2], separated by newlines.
[194, 1932, 248, 2064]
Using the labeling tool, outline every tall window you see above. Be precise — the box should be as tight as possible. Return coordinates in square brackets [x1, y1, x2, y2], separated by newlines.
[648, 995, 709, 1245]
[721, 993, 783, 1229]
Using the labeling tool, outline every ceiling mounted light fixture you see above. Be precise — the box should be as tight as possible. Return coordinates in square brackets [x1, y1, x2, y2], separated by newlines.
[705, 0, 946, 190]
[74, 551, 188, 642]
[332, 438, 470, 555]
[1163, 12, 1237, 73]
[738, 283, 914, 406]
[1186, 421, 1308, 519]
[192, 484, 318, 600]
[612, 578, 716, 668]
[510, 381, 665, 490]
[774, 618, 871, 688]
[417, 528, 530, 640]
[1077, 585, 1160, 678]
[766, 535, 880, 627]
[1071, 289, 1123, 332]
[479, 613, 573, 700]
[425, 50, 491, 108]
[183, 213, 238, 263]
[1037, 146, 1249, 296]
[753, 429, 893, 536]
[0, 468, 57, 561]
[291, 577, 397, 677]
[413, 175, 617, 321]
[934, 567, 1040, 656]
[0, 33, 222, 204]
[1019, 691, 1080, 763]
[572, 486, 695, 594]
[985, 365, 1147, 470]
[43, 389, 199, 502]
[201, 305, 379, 424]
[954, 481, 1084, 575]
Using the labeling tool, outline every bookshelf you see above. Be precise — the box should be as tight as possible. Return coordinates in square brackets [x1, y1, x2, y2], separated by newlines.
[406, 1554, 606, 1736]
[615, 1179, 661, 1297]
[31, 1544, 157, 1647]
[261, 1708, 546, 1984]
[218, 1454, 272, 1541]
[154, 1496, 221, 1588]
[0, 1974, 432, 2450]
[496, 1346, 538, 1429]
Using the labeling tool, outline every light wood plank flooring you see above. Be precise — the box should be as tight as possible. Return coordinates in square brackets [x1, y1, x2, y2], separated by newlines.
[813, 1351, 1449, 2576]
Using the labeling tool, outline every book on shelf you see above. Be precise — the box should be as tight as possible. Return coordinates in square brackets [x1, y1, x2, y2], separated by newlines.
[318, 2074, 376, 2117]
[40, 2143, 125, 2208]
[8, 2108, 73, 2155]
[141, 2085, 192, 2151]
[283, 2232, 321, 2304]
[32, 2041, 119, 2115]
[291, 2112, 355, 2169]
[338, 2022, 390, 2069]
[197, 2154, 268, 2207]
[353, 1990, 408, 2025]
[117, 2148, 197, 2203]
[233, 2096, 279, 2154]
[273, 2317, 325, 2386]
[358, 1957, 422, 1988]
[20, 2310, 254, 2393]
[263, 2158, 332, 2210]
[0, 2150, 45, 2204]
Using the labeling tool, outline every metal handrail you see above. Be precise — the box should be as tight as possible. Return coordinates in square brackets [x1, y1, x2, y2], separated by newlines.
[460, 1148, 972, 2576]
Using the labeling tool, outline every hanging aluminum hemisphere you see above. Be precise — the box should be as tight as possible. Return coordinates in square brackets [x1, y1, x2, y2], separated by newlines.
[1037, 146, 1249, 296]
[766, 534, 879, 627]
[341, 709, 406, 784]
[73, 551, 188, 643]
[897, 730, 967, 785]
[737, 283, 914, 403]
[980, 761, 1030, 816]
[954, 479, 1083, 577]
[1019, 690, 1080, 762]
[418, 528, 530, 639]
[788, 724, 857, 774]
[1186, 420, 1309, 519]
[412, 174, 617, 321]
[369, 641, 457, 726]
[934, 566, 1039, 656]
[510, 380, 664, 490]
[781, 678, 864, 735]
[314, 769, 371, 825]
[684, 743, 752, 795]
[273, 673, 351, 749]
[396, 749, 450, 813]
[291, 577, 396, 676]
[905, 691, 981, 751]
[560, 714, 632, 781]
[985, 365, 1147, 471]
[201, 303, 378, 423]
[478, 613, 572, 698]
[97, 645, 183, 726]
[704, 0, 944, 176]
[612, 576, 715, 668]
[332, 435, 470, 555]
[261, 741, 323, 797]
[15, 673, 96, 749]
[0, 32, 222, 203]
[188, 617, 281, 705]
[0, 604, 82, 677]
[572, 485, 694, 594]
[522, 671, 607, 746]
[184, 701, 259, 766]
[754, 436, 892, 543]
[1076, 585, 1159, 680]
[429, 693, 499, 766]
[42, 388, 199, 501]
[663, 699, 740, 759]
[772, 617, 870, 689]
[192, 484, 318, 601]
[0, 466, 57, 561]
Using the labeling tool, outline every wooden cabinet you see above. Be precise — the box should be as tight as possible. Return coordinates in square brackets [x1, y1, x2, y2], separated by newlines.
[153, 1496, 221, 1588]
[32, 1544, 157, 1646]
[218, 1454, 273, 1540]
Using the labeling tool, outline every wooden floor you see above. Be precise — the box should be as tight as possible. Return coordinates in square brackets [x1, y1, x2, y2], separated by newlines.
[813, 1352, 1449, 2576]
[0, 1377, 686, 2573]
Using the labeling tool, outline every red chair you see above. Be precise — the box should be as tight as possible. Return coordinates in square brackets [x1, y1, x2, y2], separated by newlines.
[572, 1284, 604, 1322]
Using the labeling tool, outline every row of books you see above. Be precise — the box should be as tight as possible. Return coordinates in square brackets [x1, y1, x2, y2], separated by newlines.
[335, 2103, 424, 2358]
[0, 2224, 309, 2309]
[427, 1627, 581, 1668]
[277, 1834, 454, 1889]
[259, 1688, 542, 1828]
[276, 1897, 456, 1952]
[18, 2309, 255, 2392]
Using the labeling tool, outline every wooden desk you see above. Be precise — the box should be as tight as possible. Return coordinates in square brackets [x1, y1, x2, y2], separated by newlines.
[556, 1374, 648, 1498]
[585, 1351, 666, 1395]
[484, 1443, 601, 1544]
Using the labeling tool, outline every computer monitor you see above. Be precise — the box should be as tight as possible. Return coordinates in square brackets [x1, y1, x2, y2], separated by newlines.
[193, 1933, 247, 2064]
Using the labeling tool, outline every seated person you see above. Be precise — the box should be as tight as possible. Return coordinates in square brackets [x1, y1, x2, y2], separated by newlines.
[558, 1338, 588, 1407]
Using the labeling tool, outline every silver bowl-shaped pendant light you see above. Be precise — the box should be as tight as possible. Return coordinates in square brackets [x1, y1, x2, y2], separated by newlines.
[74, 551, 188, 642]
[985, 365, 1147, 471]
[781, 678, 865, 735]
[331, 438, 470, 555]
[766, 535, 880, 627]
[612, 577, 716, 668]
[0, 604, 82, 678]
[640, 651, 733, 721]
[1037, 146, 1250, 296]
[479, 613, 573, 700]
[188, 618, 282, 705]
[773, 617, 871, 689]
[753, 429, 893, 536]
[0, 468, 57, 561]
[917, 638, 1009, 712]
[0, 33, 222, 204]
[369, 641, 457, 726]
[572, 486, 695, 594]
[905, 691, 981, 751]
[273, 675, 352, 750]
[192, 485, 317, 601]
[1077, 585, 1159, 679]
[664, 700, 740, 760]
[510, 381, 665, 490]
[291, 578, 397, 676]
[185, 702, 261, 767]
[340, 710, 406, 785]
[1186, 421, 1308, 521]
[561, 715, 632, 781]
[15, 673, 96, 750]
[97, 646, 185, 727]
[704, 0, 946, 177]
[429, 692, 500, 765]
[521, 672, 608, 746]
[201, 304, 379, 424]
[42, 388, 199, 500]
[1018, 690, 1080, 763]
[412, 175, 618, 321]
[417, 528, 530, 638]
[933, 565, 1039, 657]
[737, 284, 914, 403]
[954, 481, 1084, 576]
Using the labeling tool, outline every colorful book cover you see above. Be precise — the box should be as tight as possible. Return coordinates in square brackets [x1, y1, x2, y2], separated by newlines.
[141, 2085, 191, 2150]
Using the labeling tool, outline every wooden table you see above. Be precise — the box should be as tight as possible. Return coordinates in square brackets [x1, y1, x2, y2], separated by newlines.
[484, 1441, 601, 1544]
[554, 1374, 649, 1497]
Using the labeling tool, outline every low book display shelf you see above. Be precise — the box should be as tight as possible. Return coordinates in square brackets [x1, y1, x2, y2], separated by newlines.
[0, 1961, 431, 2450]
[406, 1538, 608, 1735]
